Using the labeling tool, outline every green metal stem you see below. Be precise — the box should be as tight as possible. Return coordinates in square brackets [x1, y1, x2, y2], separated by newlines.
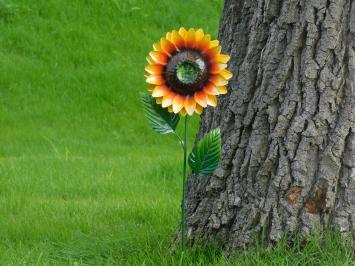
[180, 116, 188, 265]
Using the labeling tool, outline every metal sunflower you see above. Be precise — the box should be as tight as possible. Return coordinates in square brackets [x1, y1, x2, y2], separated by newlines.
[141, 28, 233, 266]
[145, 27, 232, 116]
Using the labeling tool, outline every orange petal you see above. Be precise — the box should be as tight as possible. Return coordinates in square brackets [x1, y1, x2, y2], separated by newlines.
[214, 54, 230, 63]
[178, 27, 188, 40]
[185, 28, 195, 48]
[195, 28, 204, 42]
[166, 31, 172, 41]
[209, 40, 219, 49]
[207, 95, 217, 107]
[172, 95, 184, 113]
[162, 91, 175, 108]
[152, 85, 169, 97]
[153, 42, 161, 51]
[149, 51, 168, 65]
[209, 74, 228, 86]
[156, 97, 163, 104]
[184, 95, 196, 115]
[144, 70, 149, 78]
[194, 91, 207, 108]
[218, 86, 228, 94]
[203, 83, 219, 95]
[195, 104, 203, 115]
[210, 63, 227, 74]
[219, 69, 233, 80]
[145, 64, 164, 75]
[160, 38, 175, 56]
[146, 55, 154, 64]
[205, 46, 222, 60]
[196, 34, 211, 52]
[147, 84, 155, 92]
[180, 108, 187, 116]
[171, 30, 184, 49]
[146, 75, 165, 85]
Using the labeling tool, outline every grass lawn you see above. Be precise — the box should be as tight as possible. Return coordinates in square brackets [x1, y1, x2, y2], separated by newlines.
[0, 0, 354, 265]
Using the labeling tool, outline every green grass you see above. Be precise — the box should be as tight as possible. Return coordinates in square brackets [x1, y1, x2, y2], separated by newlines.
[0, 0, 354, 265]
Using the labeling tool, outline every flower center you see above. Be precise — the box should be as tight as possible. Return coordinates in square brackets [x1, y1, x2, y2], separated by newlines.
[165, 50, 209, 95]
[176, 60, 199, 85]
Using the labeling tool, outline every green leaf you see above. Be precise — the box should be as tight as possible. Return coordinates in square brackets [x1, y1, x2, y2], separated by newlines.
[188, 128, 221, 176]
[140, 92, 180, 134]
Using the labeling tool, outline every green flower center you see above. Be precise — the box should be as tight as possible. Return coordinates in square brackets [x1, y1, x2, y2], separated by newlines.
[165, 50, 209, 95]
[176, 60, 199, 85]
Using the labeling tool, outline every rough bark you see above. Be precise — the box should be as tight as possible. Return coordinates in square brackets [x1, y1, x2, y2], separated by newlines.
[186, 0, 355, 250]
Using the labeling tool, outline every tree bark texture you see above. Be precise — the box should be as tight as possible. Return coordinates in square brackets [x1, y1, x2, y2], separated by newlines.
[186, 0, 355, 250]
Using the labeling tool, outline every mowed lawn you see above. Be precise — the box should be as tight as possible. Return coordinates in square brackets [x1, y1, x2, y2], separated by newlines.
[0, 0, 354, 265]
[0, 0, 221, 264]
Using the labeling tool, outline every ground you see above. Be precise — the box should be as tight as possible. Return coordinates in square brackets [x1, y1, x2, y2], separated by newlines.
[0, 0, 353, 265]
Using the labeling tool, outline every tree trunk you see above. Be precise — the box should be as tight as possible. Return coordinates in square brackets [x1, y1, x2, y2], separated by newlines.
[186, 0, 355, 250]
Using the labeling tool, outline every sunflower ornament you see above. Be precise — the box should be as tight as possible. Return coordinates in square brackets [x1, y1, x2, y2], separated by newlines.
[145, 27, 232, 116]
[140, 27, 232, 262]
